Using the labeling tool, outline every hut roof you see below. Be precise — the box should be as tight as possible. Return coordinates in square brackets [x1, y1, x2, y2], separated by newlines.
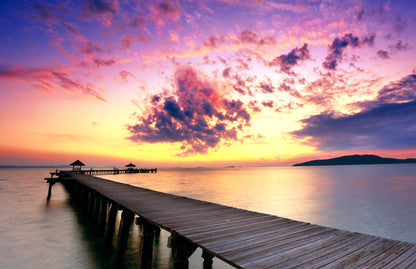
[125, 162, 136, 167]
[70, 160, 85, 166]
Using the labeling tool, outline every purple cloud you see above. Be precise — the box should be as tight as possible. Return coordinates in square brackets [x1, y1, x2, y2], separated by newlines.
[83, 0, 119, 17]
[238, 30, 277, 46]
[389, 41, 411, 52]
[0, 65, 107, 101]
[92, 57, 116, 67]
[204, 34, 226, 49]
[127, 66, 251, 156]
[78, 41, 103, 55]
[119, 70, 134, 80]
[269, 43, 311, 73]
[292, 74, 416, 151]
[377, 50, 390, 59]
[30, 2, 56, 21]
[323, 33, 375, 70]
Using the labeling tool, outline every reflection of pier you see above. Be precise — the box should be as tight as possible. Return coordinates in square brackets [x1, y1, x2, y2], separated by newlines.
[45, 172, 416, 268]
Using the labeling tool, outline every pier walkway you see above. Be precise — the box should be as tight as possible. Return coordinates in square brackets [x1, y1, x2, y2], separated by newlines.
[46, 172, 416, 268]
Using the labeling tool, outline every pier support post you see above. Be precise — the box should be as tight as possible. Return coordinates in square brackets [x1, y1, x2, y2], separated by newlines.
[118, 209, 134, 253]
[92, 194, 100, 224]
[105, 202, 118, 244]
[202, 250, 213, 269]
[168, 233, 197, 269]
[137, 220, 156, 268]
[87, 191, 95, 217]
[47, 181, 55, 200]
[97, 198, 108, 234]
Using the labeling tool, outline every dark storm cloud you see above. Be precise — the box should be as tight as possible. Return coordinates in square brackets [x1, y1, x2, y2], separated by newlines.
[291, 74, 416, 151]
[127, 66, 251, 156]
[323, 33, 375, 70]
[269, 43, 311, 73]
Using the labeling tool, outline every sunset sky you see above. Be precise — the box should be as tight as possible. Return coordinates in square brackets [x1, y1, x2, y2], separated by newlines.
[0, 0, 415, 167]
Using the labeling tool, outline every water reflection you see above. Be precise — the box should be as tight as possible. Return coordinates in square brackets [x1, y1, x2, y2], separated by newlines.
[103, 165, 416, 243]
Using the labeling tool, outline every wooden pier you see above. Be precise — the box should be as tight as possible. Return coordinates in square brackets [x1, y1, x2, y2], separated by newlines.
[45, 172, 416, 268]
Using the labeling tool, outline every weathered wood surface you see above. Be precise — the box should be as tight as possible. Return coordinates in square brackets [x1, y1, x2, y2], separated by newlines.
[61, 173, 416, 269]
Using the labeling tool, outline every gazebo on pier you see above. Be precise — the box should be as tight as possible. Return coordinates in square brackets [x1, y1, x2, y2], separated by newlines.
[70, 160, 85, 172]
[125, 162, 136, 172]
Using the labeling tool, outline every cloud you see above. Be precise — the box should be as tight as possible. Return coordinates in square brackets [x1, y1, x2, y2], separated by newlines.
[238, 30, 277, 46]
[61, 22, 78, 35]
[127, 66, 251, 156]
[0, 65, 107, 101]
[92, 57, 116, 67]
[291, 74, 416, 151]
[120, 34, 135, 50]
[77, 41, 103, 55]
[323, 33, 375, 70]
[203, 34, 227, 49]
[83, 0, 119, 17]
[389, 41, 411, 52]
[377, 50, 390, 59]
[150, 0, 181, 26]
[30, 2, 57, 21]
[119, 70, 134, 80]
[51, 72, 107, 101]
[392, 14, 407, 36]
[269, 43, 311, 73]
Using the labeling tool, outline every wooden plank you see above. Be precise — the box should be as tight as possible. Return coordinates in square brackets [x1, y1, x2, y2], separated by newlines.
[300, 235, 381, 268]
[384, 244, 416, 268]
[226, 226, 333, 265]
[361, 241, 414, 268]
[265, 232, 367, 268]
[242, 230, 353, 268]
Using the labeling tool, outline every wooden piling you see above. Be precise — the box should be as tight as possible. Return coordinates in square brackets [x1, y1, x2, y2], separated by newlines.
[105, 202, 118, 244]
[117, 209, 134, 252]
[97, 198, 108, 234]
[137, 220, 157, 268]
[47, 181, 55, 200]
[168, 233, 197, 269]
[202, 250, 213, 269]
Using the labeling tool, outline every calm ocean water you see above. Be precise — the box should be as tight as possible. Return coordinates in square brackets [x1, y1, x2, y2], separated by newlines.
[0, 164, 415, 268]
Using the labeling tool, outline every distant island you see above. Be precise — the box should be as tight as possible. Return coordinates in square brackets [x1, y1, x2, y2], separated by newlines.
[293, 154, 416, 166]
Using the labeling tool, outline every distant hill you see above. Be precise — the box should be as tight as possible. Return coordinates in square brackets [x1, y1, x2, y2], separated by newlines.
[293, 154, 416, 166]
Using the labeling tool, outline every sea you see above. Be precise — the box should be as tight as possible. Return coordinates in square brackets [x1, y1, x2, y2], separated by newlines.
[0, 164, 416, 268]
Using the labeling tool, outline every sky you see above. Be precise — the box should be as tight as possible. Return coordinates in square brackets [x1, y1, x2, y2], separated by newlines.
[0, 0, 415, 167]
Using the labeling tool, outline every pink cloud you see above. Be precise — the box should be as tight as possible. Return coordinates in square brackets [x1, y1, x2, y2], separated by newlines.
[0, 65, 107, 102]
[127, 65, 251, 156]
